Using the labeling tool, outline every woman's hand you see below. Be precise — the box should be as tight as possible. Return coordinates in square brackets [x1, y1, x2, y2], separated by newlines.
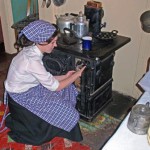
[54, 71, 75, 81]
[56, 66, 86, 91]
[66, 66, 86, 78]
[65, 70, 76, 78]
[76, 66, 86, 77]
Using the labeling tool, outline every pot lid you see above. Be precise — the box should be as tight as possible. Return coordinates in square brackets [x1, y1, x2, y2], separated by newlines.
[132, 102, 150, 116]
[58, 14, 75, 21]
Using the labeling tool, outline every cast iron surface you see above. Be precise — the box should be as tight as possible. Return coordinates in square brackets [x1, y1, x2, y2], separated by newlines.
[95, 30, 118, 41]
[57, 35, 131, 59]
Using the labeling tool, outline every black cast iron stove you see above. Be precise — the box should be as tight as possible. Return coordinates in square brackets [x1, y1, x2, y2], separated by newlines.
[10, 12, 131, 122]
[43, 35, 130, 121]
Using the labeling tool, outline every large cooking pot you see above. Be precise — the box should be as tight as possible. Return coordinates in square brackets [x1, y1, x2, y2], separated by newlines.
[55, 13, 75, 33]
[127, 102, 150, 135]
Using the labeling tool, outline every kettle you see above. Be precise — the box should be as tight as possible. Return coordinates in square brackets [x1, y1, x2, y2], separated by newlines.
[70, 11, 89, 38]
[55, 13, 75, 33]
[127, 102, 150, 135]
[62, 28, 78, 45]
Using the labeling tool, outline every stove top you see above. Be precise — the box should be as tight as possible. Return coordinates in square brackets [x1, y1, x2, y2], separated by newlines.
[57, 35, 130, 59]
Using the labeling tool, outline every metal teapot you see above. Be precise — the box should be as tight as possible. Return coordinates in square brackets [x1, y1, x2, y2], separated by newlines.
[71, 11, 89, 38]
[127, 102, 150, 135]
[55, 13, 75, 33]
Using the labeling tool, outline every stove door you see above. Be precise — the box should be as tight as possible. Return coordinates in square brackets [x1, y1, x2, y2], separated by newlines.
[42, 50, 75, 75]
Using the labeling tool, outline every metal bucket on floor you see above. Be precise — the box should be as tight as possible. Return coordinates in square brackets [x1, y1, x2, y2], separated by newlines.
[127, 102, 150, 135]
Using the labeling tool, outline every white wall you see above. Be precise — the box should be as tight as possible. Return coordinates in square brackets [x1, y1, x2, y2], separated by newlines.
[102, 0, 150, 98]
[38, 0, 150, 99]
[0, 0, 17, 54]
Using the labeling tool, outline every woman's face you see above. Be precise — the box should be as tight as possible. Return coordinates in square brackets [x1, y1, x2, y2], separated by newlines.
[37, 36, 58, 53]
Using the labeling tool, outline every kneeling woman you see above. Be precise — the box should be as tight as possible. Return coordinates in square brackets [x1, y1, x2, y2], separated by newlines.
[4, 20, 85, 145]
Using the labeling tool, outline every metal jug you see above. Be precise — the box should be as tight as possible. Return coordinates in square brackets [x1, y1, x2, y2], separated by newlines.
[71, 11, 89, 38]
[127, 102, 150, 135]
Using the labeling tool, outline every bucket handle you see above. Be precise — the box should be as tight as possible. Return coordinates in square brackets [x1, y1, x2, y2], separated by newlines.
[133, 118, 138, 127]
[146, 102, 150, 108]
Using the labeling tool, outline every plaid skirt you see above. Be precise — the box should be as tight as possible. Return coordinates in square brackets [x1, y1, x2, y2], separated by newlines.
[5, 96, 83, 145]
[8, 84, 79, 132]
[5, 84, 83, 145]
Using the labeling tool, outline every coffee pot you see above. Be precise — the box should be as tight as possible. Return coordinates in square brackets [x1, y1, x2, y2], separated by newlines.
[70, 11, 89, 38]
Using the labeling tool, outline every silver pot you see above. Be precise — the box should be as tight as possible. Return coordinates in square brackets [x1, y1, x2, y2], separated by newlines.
[56, 12, 89, 38]
[127, 102, 150, 135]
[71, 12, 89, 38]
[55, 14, 75, 33]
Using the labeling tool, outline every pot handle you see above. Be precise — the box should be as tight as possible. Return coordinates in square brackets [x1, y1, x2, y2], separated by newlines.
[70, 13, 78, 17]
[63, 28, 76, 37]
[70, 23, 75, 30]
[111, 30, 118, 35]
[55, 15, 59, 19]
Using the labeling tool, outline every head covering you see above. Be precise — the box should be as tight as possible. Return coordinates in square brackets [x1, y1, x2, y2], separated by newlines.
[19, 20, 56, 43]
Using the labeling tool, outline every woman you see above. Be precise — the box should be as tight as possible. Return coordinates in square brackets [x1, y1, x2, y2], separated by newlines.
[4, 20, 85, 145]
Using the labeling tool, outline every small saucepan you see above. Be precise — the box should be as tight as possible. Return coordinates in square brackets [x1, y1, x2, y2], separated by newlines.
[140, 10, 150, 33]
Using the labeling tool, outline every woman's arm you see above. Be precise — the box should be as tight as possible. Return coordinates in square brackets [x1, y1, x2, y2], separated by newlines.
[56, 66, 86, 91]
[54, 71, 76, 81]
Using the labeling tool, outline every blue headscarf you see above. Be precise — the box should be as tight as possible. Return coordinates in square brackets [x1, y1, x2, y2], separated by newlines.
[19, 20, 56, 43]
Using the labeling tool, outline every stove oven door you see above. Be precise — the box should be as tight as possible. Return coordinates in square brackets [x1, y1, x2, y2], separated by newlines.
[42, 49, 75, 75]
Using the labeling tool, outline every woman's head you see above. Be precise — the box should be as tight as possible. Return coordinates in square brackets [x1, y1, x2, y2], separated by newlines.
[15, 20, 59, 52]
